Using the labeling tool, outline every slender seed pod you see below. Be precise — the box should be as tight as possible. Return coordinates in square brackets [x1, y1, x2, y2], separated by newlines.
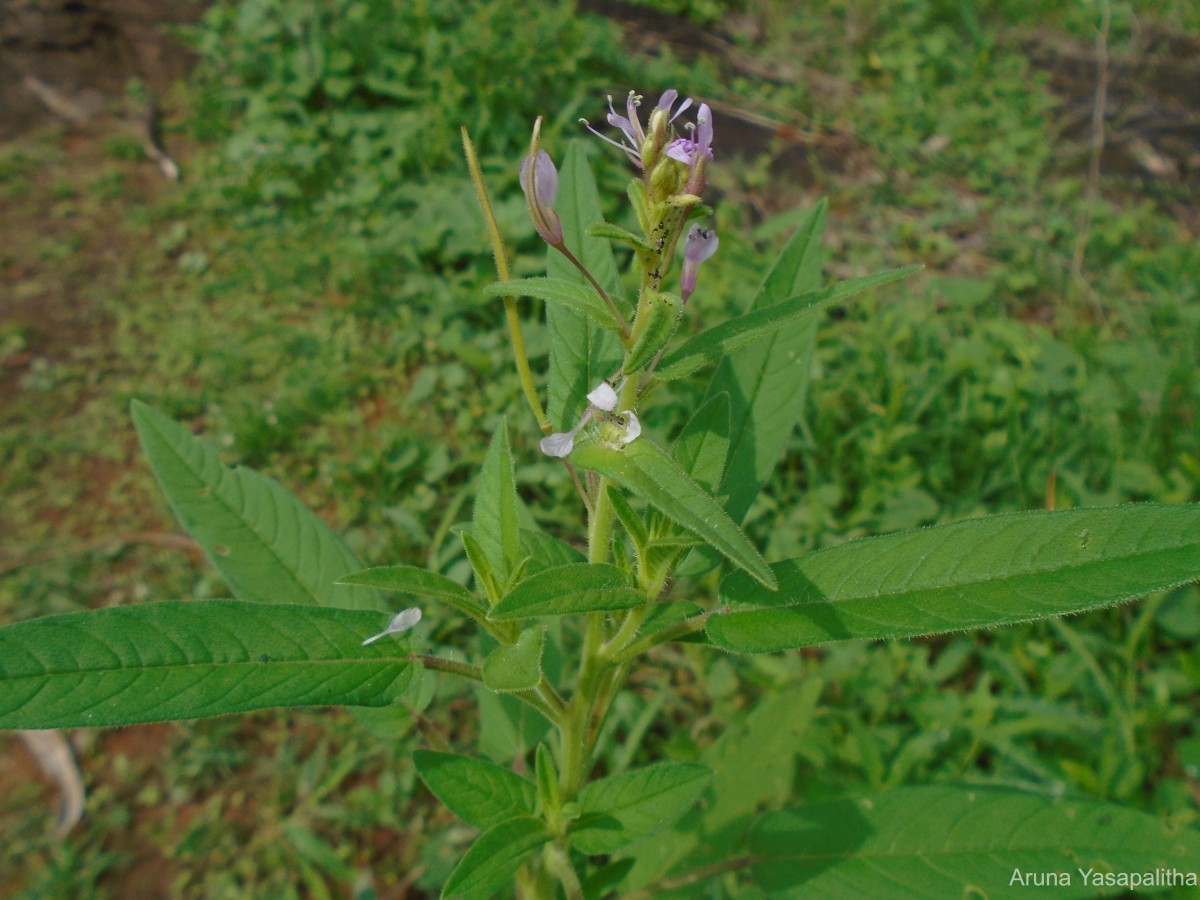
[623, 290, 683, 376]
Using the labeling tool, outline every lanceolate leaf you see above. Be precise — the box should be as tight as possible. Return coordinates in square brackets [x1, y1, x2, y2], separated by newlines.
[473, 423, 523, 585]
[338, 565, 485, 619]
[0, 601, 415, 729]
[750, 785, 1200, 898]
[700, 200, 827, 526]
[441, 816, 552, 899]
[572, 763, 712, 855]
[547, 141, 625, 430]
[709, 504, 1200, 653]
[655, 266, 921, 381]
[484, 278, 624, 333]
[131, 401, 383, 611]
[490, 563, 643, 620]
[520, 528, 586, 574]
[412, 750, 536, 831]
[571, 438, 776, 590]
[670, 392, 731, 493]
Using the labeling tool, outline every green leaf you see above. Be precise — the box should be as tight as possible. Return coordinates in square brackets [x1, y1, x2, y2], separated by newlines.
[338, 565, 484, 619]
[656, 266, 921, 381]
[700, 200, 827, 527]
[473, 423, 522, 586]
[572, 763, 712, 855]
[622, 682, 823, 890]
[607, 486, 649, 551]
[750, 785, 1200, 898]
[461, 529, 499, 605]
[520, 529, 586, 574]
[586, 221, 653, 252]
[483, 626, 545, 692]
[710, 504, 1200, 653]
[571, 438, 776, 590]
[131, 400, 384, 610]
[0, 601, 415, 728]
[412, 750, 536, 831]
[484, 278, 624, 334]
[490, 563, 643, 621]
[670, 392, 731, 493]
[547, 141, 625, 430]
[441, 816, 552, 899]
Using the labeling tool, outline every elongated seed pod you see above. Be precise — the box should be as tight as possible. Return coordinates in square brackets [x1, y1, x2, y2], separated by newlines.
[623, 290, 682, 376]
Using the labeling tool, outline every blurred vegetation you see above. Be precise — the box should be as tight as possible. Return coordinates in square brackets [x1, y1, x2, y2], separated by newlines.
[1, 0, 1198, 896]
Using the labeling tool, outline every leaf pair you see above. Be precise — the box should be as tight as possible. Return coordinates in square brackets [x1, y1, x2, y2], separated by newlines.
[414, 750, 710, 898]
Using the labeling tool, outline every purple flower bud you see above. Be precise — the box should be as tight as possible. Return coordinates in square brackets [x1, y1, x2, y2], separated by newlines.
[680, 224, 719, 304]
[519, 147, 564, 247]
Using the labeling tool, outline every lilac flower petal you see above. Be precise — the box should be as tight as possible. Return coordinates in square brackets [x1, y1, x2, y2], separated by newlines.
[362, 607, 422, 646]
[587, 382, 619, 411]
[665, 138, 692, 164]
[656, 88, 678, 111]
[540, 431, 577, 458]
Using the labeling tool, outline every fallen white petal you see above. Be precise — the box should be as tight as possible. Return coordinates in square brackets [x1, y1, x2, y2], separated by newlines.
[587, 382, 619, 411]
[362, 607, 422, 646]
[540, 431, 576, 457]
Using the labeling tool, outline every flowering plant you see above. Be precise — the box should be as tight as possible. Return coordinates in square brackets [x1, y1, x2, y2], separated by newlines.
[1, 90, 1198, 897]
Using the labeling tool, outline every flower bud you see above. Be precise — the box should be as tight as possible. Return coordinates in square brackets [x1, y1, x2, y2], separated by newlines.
[519, 118, 564, 247]
[680, 224, 719, 304]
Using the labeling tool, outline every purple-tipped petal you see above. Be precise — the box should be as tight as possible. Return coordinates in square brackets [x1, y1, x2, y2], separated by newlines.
[656, 88, 678, 111]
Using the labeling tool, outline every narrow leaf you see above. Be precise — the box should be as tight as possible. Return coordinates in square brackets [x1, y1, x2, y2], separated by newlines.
[520, 529, 586, 574]
[547, 141, 625, 430]
[484, 278, 624, 333]
[710, 504, 1200, 653]
[572, 763, 712, 855]
[656, 266, 921, 381]
[700, 200, 826, 526]
[131, 401, 383, 610]
[474, 423, 522, 585]
[0, 601, 415, 728]
[490, 563, 643, 621]
[586, 221, 653, 252]
[670, 392, 731, 493]
[441, 816, 551, 899]
[412, 750, 536, 831]
[338, 566, 482, 618]
[751, 785, 1200, 898]
[571, 438, 776, 590]
[461, 529, 499, 604]
[483, 626, 545, 692]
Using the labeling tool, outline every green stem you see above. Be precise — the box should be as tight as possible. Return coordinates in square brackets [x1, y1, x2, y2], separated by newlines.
[462, 126, 550, 434]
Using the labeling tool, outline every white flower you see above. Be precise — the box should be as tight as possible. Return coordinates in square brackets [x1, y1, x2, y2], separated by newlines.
[361, 607, 422, 646]
[539, 379, 641, 458]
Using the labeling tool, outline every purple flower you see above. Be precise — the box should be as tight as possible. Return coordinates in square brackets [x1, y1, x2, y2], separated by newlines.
[666, 102, 714, 170]
[581, 89, 693, 169]
[679, 224, 719, 304]
[519, 146, 564, 247]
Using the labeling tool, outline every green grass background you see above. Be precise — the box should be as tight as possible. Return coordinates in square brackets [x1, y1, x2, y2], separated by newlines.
[1, 0, 1198, 896]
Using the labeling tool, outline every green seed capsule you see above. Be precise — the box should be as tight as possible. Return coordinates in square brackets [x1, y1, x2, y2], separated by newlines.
[624, 290, 682, 376]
